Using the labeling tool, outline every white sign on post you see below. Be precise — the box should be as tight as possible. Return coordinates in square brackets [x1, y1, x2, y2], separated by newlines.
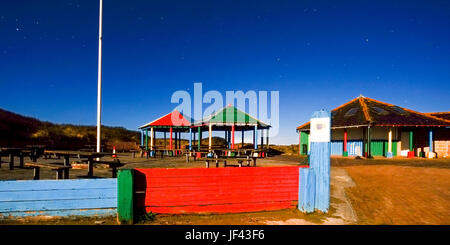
[310, 117, 331, 142]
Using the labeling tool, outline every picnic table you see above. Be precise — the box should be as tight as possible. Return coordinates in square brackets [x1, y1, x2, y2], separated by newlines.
[200, 155, 260, 168]
[142, 148, 185, 158]
[25, 162, 71, 180]
[0, 147, 32, 170]
[44, 150, 112, 178]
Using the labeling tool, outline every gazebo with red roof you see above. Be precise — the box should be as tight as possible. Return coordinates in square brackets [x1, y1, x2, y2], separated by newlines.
[139, 109, 191, 156]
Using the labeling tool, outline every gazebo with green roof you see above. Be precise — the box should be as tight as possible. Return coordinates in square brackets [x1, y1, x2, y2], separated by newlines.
[192, 105, 271, 151]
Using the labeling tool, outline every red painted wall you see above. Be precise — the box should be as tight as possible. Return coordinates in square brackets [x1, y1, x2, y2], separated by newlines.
[134, 166, 306, 214]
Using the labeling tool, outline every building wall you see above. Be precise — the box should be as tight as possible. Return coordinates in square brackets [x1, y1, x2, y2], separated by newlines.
[301, 126, 449, 158]
[434, 140, 449, 158]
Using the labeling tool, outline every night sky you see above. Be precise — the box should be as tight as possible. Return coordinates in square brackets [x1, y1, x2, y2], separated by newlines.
[1, 0, 449, 144]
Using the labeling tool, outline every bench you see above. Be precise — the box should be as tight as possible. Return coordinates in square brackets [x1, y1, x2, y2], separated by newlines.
[25, 162, 72, 180]
[198, 157, 256, 168]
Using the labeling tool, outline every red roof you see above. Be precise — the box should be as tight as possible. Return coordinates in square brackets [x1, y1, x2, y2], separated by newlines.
[139, 110, 191, 128]
[297, 96, 450, 131]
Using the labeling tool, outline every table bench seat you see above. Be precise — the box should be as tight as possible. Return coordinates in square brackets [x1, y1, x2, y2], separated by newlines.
[198, 157, 257, 168]
[25, 162, 71, 180]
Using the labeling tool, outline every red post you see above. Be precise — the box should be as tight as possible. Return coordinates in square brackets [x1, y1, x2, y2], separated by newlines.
[231, 124, 235, 149]
[169, 127, 173, 150]
[343, 129, 348, 155]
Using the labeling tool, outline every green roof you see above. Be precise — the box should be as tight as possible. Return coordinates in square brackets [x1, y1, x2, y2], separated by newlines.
[194, 105, 270, 128]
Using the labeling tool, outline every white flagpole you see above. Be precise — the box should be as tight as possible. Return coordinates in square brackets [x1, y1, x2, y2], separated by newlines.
[96, 0, 103, 153]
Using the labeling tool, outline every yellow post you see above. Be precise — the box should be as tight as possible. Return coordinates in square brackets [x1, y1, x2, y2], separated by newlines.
[387, 128, 393, 158]
[150, 127, 154, 150]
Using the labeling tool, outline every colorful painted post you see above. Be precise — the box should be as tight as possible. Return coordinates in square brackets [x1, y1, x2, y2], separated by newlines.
[241, 130, 244, 148]
[309, 110, 331, 213]
[140, 130, 144, 146]
[408, 130, 414, 158]
[266, 129, 269, 150]
[150, 127, 154, 151]
[298, 131, 301, 155]
[117, 169, 134, 224]
[164, 131, 167, 149]
[254, 125, 258, 150]
[231, 124, 235, 149]
[197, 127, 201, 151]
[366, 126, 372, 158]
[189, 128, 192, 151]
[429, 128, 433, 152]
[387, 128, 393, 158]
[260, 130, 264, 149]
[145, 128, 148, 151]
[169, 127, 173, 150]
[209, 124, 212, 151]
[343, 129, 348, 157]
[428, 128, 435, 158]
[174, 130, 178, 151]
[298, 168, 315, 213]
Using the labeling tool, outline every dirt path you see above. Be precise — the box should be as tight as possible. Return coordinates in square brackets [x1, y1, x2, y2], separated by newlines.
[343, 165, 450, 225]
[265, 167, 358, 225]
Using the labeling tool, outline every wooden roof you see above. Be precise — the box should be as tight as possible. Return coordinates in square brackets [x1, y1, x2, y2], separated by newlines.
[297, 96, 450, 131]
[423, 112, 450, 121]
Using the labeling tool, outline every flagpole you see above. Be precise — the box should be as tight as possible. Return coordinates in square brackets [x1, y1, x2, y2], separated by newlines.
[96, 0, 103, 153]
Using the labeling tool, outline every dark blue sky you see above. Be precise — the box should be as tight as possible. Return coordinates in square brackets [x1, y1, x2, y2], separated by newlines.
[1, 0, 449, 144]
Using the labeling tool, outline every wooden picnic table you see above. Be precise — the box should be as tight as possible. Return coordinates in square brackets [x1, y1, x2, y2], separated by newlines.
[44, 150, 112, 178]
[143, 148, 185, 158]
[0, 147, 30, 170]
[199, 155, 259, 168]
[25, 162, 71, 180]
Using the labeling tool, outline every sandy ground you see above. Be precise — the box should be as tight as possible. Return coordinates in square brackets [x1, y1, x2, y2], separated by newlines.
[343, 165, 450, 225]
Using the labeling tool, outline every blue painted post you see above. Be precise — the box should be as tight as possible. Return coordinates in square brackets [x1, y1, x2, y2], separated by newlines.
[298, 168, 315, 213]
[309, 110, 331, 213]
[254, 125, 258, 150]
[429, 128, 433, 153]
[140, 130, 144, 146]
[189, 128, 192, 151]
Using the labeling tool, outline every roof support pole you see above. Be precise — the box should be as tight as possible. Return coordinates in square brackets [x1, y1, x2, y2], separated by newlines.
[387, 128, 393, 158]
[408, 130, 414, 158]
[298, 131, 301, 156]
[224, 130, 228, 148]
[197, 127, 201, 151]
[150, 127, 154, 151]
[366, 126, 372, 158]
[254, 125, 258, 150]
[260, 129, 264, 149]
[242, 130, 244, 148]
[140, 130, 144, 147]
[189, 128, 192, 151]
[164, 131, 166, 149]
[145, 128, 148, 151]
[429, 128, 433, 153]
[231, 124, 235, 150]
[209, 124, 213, 151]
[343, 129, 348, 157]
[169, 127, 173, 150]
[266, 128, 270, 151]
[175, 130, 178, 150]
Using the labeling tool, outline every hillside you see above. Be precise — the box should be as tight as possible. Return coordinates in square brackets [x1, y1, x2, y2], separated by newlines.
[0, 108, 139, 150]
